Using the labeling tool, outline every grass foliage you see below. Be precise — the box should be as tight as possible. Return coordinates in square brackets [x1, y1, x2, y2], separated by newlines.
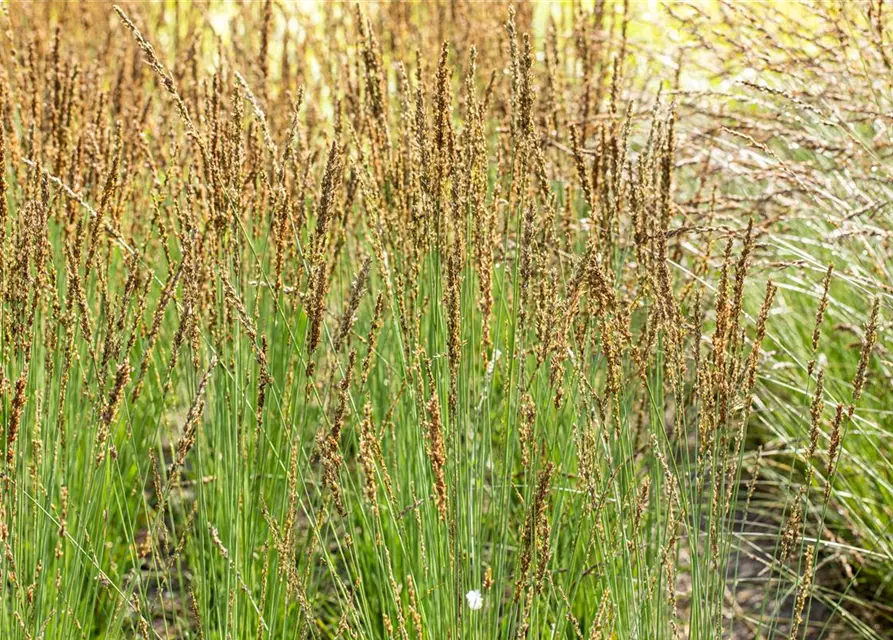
[0, 1, 890, 638]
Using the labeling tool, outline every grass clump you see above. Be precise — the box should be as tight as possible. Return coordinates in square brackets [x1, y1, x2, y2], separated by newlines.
[0, 1, 889, 639]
